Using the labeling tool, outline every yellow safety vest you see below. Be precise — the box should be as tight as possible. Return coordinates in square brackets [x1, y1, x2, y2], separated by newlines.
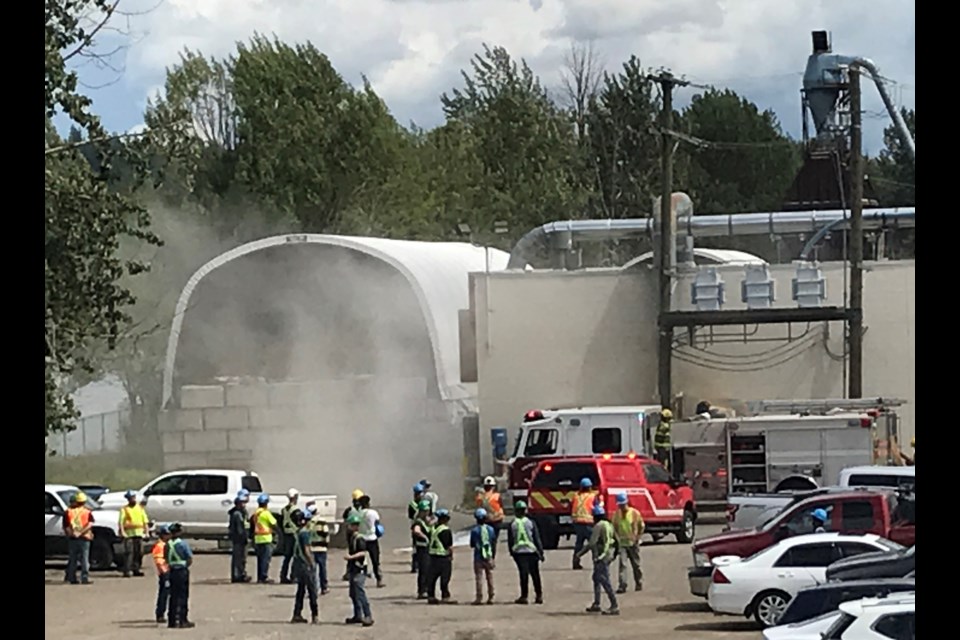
[611, 507, 643, 544]
[119, 505, 149, 538]
[253, 508, 275, 545]
[429, 524, 450, 557]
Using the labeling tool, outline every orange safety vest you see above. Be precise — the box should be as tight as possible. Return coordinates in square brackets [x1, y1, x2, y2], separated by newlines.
[66, 506, 94, 540]
[152, 539, 169, 575]
[478, 491, 504, 522]
[571, 491, 596, 524]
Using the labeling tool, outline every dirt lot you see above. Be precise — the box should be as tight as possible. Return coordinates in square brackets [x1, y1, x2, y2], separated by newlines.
[45, 519, 764, 640]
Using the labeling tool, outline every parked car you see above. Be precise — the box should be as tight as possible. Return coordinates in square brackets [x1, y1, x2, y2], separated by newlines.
[838, 465, 915, 491]
[762, 610, 845, 640]
[826, 545, 914, 581]
[689, 489, 914, 598]
[707, 533, 902, 627]
[816, 592, 914, 639]
[45, 483, 140, 571]
[526, 454, 696, 549]
[97, 469, 337, 540]
[725, 487, 855, 532]
[777, 577, 916, 625]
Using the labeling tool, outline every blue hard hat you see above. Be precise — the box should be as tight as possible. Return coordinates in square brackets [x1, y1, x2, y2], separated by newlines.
[435, 508, 450, 518]
[413, 483, 424, 494]
[811, 508, 828, 522]
[592, 502, 606, 516]
[420, 479, 431, 488]
[616, 492, 629, 506]
[580, 478, 593, 489]
[124, 489, 137, 499]
[156, 524, 170, 535]
[474, 508, 487, 521]
[257, 493, 270, 505]
[304, 507, 316, 519]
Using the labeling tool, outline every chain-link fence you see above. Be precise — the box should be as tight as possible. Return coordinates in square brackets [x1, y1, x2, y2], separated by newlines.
[46, 409, 129, 457]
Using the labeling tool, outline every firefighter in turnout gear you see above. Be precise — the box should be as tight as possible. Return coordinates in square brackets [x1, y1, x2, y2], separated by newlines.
[411, 499, 432, 599]
[279, 488, 300, 584]
[571, 478, 598, 570]
[575, 502, 619, 616]
[470, 508, 496, 605]
[508, 500, 545, 604]
[475, 476, 505, 542]
[611, 492, 644, 592]
[654, 408, 673, 468]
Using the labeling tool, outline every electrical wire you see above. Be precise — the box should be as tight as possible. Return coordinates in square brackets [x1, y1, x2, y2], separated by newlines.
[672, 324, 815, 359]
[672, 330, 821, 368]
[673, 329, 820, 365]
[868, 176, 915, 190]
[671, 337, 819, 372]
[652, 126, 797, 150]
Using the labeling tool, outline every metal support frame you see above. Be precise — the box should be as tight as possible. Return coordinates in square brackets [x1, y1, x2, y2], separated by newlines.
[661, 306, 856, 330]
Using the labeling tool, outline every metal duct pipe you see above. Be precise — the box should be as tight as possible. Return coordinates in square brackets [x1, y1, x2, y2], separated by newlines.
[506, 207, 915, 269]
[849, 57, 915, 160]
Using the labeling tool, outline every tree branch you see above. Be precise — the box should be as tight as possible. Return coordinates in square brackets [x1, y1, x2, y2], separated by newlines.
[63, 0, 121, 63]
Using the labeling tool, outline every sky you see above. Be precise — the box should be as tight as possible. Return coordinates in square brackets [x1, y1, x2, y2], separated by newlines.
[60, 0, 915, 156]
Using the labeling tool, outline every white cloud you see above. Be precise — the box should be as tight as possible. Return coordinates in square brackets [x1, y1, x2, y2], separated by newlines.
[92, 0, 914, 152]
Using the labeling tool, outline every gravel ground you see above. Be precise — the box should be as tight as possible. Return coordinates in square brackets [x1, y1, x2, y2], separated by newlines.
[45, 512, 764, 640]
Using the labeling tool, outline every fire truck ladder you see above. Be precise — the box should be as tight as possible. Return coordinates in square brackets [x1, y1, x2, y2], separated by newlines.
[748, 398, 906, 415]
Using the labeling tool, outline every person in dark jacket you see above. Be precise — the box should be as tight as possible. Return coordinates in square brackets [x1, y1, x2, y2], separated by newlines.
[228, 490, 251, 583]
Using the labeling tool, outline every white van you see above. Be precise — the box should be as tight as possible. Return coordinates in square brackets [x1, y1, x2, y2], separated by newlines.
[838, 465, 915, 490]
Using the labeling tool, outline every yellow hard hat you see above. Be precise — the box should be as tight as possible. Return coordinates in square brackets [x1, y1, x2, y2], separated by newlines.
[351, 489, 365, 501]
[910, 437, 915, 448]
[661, 408, 673, 420]
[74, 491, 87, 503]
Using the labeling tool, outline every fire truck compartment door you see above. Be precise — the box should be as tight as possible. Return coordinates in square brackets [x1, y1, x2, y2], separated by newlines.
[765, 428, 872, 490]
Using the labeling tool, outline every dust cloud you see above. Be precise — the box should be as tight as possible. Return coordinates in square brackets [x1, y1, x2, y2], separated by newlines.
[174, 241, 461, 507]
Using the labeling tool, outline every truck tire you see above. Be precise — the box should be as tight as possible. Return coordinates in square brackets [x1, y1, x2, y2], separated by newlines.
[675, 508, 696, 544]
[89, 535, 115, 571]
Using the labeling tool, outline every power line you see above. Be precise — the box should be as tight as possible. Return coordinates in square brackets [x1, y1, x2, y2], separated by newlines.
[652, 126, 797, 150]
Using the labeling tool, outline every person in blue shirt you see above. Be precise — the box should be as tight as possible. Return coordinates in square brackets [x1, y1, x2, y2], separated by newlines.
[469, 508, 497, 605]
[289, 509, 319, 624]
[164, 523, 195, 629]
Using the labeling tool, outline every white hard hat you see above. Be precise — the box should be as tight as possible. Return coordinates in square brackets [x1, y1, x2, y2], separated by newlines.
[483, 476, 496, 486]
[287, 488, 300, 499]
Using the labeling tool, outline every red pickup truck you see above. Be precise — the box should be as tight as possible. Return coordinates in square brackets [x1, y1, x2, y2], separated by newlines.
[687, 489, 915, 597]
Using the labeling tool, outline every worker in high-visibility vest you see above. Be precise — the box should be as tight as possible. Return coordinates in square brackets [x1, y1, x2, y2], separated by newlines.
[63, 491, 95, 584]
[575, 502, 619, 616]
[341, 489, 365, 582]
[119, 489, 149, 578]
[475, 476, 505, 542]
[411, 499, 432, 599]
[164, 523, 195, 629]
[654, 409, 673, 469]
[469, 508, 497, 605]
[279, 488, 301, 584]
[611, 492, 644, 593]
[408, 483, 425, 574]
[152, 524, 172, 624]
[508, 500, 545, 605]
[570, 478, 598, 570]
[251, 494, 278, 584]
[426, 508, 456, 604]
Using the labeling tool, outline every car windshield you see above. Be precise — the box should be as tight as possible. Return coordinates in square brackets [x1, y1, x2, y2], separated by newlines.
[790, 610, 841, 627]
[874, 538, 906, 553]
[57, 490, 102, 510]
[511, 429, 524, 458]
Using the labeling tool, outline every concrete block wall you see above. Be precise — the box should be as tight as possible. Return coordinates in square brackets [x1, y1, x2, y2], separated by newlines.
[160, 376, 459, 504]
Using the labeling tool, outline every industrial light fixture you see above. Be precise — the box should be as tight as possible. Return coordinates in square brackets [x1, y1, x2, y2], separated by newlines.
[741, 265, 775, 309]
[792, 261, 827, 307]
[690, 267, 725, 311]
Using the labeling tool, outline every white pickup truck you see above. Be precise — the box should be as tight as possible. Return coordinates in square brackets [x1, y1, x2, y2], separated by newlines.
[97, 469, 338, 540]
[45, 483, 133, 570]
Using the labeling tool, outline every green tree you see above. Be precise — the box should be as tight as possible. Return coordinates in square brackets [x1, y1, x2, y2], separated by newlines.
[679, 88, 801, 213]
[870, 108, 915, 207]
[441, 45, 582, 244]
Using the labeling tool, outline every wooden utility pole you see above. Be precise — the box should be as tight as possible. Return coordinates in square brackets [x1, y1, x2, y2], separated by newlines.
[653, 71, 685, 410]
[848, 67, 864, 398]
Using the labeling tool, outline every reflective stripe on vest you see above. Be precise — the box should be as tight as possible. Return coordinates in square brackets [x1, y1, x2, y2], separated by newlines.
[254, 508, 273, 544]
[511, 517, 536, 553]
[310, 521, 329, 548]
[571, 492, 596, 524]
[408, 500, 418, 520]
[67, 507, 93, 540]
[479, 525, 493, 560]
[152, 539, 168, 574]
[597, 520, 614, 557]
[120, 505, 148, 538]
[482, 492, 504, 522]
[428, 524, 450, 556]
[281, 505, 298, 534]
[612, 507, 641, 543]
[413, 518, 430, 547]
[167, 540, 187, 568]
[655, 422, 671, 447]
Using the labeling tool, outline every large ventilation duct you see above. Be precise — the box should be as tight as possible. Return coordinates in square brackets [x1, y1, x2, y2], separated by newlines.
[803, 30, 915, 159]
[506, 207, 915, 269]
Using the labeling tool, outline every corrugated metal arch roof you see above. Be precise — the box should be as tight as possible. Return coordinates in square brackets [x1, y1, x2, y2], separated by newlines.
[161, 234, 510, 408]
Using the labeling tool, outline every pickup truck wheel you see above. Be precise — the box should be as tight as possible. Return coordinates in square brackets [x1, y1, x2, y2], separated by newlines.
[752, 590, 791, 627]
[89, 536, 114, 571]
[650, 533, 665, 544]
[675, 508, 696, 544]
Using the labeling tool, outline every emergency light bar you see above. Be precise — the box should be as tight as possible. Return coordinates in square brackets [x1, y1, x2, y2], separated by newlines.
[524, 410, 545, 422]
